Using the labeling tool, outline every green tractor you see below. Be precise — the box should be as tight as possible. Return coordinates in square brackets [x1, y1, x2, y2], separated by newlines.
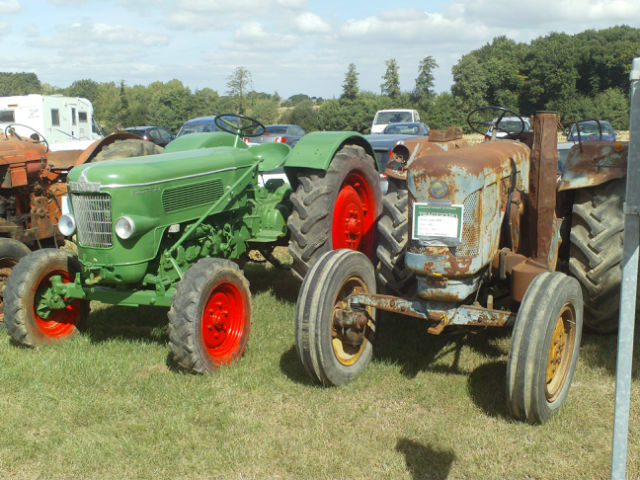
[3, 114, 382, 373]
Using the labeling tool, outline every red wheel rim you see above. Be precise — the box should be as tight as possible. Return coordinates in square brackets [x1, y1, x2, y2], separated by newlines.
[201, 281, 246, 364]
[33, 270, 82, 339]
[332, 172, 376, 257]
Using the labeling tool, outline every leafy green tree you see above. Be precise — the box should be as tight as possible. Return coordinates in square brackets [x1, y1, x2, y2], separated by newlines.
[0, 72, 41, 96]
[64, 79, 100, 103]
[279, 99, 318, 132]
[451, 55, 487, 112]
[146, 79, 195, 132]
[412, 56, 437, 107]
[249, 97, 280, 125]
[342, 63, 359, 100]
[226, 66, 252, 114]
[380, 59, 400, 98]
[192, 88, 221, 118]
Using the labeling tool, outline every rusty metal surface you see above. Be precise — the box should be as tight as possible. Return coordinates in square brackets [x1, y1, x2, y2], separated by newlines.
[527, 113, 558, 266]
[558, 141, 628, 191]
[73, 131, 142, 166]
[511, 258, 551, 303]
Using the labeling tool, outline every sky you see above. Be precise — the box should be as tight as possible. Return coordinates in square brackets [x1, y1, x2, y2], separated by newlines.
[1, 0, 639, 100]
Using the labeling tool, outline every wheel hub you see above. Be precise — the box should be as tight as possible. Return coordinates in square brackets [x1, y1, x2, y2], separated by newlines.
[545, 303, 576, 401]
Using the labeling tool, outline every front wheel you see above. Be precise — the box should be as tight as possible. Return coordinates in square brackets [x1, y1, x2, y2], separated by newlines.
[506, 272, 583, 424]
[169, 258, 251, 373]
[287, 145, 381, 281]
[4, 249, 88, 346]
[295, 249, 376, 386]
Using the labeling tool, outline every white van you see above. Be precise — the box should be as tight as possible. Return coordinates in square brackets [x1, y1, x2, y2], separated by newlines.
[371, 109, 420, 134]
[0, 94, 104, 151]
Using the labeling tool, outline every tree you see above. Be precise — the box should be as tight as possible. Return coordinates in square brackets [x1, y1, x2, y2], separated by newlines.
[342, 63, 359, 100]
[412, 56, 438, 107]
[280, 99, 318, 132]
[226, 66, 252, 114]
[0, 72, 41, 96]
[64, 79, 100, 103]
[380, 59, 400, 99]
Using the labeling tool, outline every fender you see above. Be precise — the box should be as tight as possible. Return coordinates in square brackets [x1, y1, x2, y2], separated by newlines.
[74, 131, 143, 166]
[283, 131, 379, 171]
[558, 141, 628, 191]
[163, 132, 248, 154]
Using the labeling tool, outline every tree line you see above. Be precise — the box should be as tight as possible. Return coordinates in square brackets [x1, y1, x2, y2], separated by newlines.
[1, 25, 638, 134]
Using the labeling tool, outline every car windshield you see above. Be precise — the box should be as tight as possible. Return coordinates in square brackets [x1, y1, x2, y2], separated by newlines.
[264, 126, 287, 134]
[126, 129, 146, 136]
[497, 119, 525, 133]
[384, 124, 420, 135]
[570, 121, 614, 138]
[177, 123, 217, 136]
[374, 111, 413, 125]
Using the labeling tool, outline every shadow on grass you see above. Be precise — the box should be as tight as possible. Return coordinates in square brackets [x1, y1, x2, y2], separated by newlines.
[279, 344, 317, 386]
[242, 261, 300, 303]
[84, 303, 169, 345]
[579, 331, 640, 379]
[395, 438, 455, 480]
[467, 360, 511, 419]
[373, 312, 509, 378]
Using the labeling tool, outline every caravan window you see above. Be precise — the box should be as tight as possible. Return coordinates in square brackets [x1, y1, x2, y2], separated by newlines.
[0, 110, 15, 123]
[78, 111, 88, 122]
[71, 107, 77, 125]
[51, 109, 60, 126]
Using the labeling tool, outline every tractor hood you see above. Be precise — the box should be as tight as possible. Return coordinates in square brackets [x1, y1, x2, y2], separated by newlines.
[68, 146, 255, 191]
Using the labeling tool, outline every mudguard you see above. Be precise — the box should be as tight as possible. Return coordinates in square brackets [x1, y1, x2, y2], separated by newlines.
[558, 141, 628, 191]
[283, 131, 378, 171]
[74, 131, 142, 166]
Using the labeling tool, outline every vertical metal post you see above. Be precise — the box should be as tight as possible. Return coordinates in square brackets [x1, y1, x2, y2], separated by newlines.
[611, 57, 640, 480]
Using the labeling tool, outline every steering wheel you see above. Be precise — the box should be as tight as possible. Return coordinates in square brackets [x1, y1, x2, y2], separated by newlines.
[214, 113, 266, 138]
[467, 106, 526, 139]
[4, 123, 49, 151]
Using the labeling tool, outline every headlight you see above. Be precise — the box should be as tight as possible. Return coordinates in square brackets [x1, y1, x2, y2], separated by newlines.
[115, 216, 136, 239]
[58, 214, 76, 236]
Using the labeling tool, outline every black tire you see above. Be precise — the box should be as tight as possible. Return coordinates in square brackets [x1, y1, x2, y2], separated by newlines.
[506, 272, 583, 424]
[295, 249, 376, 386]
[569, 179, 629, 333]
[4, 249, 89, 347]
[92, 138, 163, 162]
[376, 181, 415, 294]
[287, 145, 381, 281]
[168, 258, 251, 373]
[0, 238, 31, 323]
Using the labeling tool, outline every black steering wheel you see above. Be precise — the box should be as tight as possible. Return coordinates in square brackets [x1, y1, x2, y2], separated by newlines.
[214, 113, 266, 138]
[467, 106, 526, 139]
[4, 123, 49, 151]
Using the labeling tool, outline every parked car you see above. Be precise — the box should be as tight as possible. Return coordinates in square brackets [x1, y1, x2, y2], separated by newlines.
[250, 124, 306, 147]
[371, 109, 421, 134]
[365, 122, 429, 170]
[176, 115, 240, 137]
[124, 126, 174, 147]
[484, 116, 531, 139]
[567, 119, 616, 142]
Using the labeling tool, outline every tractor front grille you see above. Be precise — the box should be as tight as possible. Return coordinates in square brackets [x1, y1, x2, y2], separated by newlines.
[70, 193, 113, 247]
[456, 190, 480, 257]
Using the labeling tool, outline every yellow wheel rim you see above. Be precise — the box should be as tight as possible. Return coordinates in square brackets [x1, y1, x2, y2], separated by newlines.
[331, 275, 372, 366]
[545, 303, 576, 402]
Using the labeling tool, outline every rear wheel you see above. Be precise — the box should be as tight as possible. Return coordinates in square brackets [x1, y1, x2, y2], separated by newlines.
[376, 181, 415, 294]
[4, 249, 88, 346]
[92, 138, 163, 161]
[506, 272, 583, 424]
[0, 238, 31, 323]
[295, 249, 376, 386]
[169, 258, 251, 373]
[569, 179, 629, 333]
[287, 145, 381, 281]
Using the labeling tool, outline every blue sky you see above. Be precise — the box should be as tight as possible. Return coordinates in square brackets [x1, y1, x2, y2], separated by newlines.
[1, 0, 639, 99]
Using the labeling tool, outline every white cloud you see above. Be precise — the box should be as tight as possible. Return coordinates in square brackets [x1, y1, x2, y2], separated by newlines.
[29, 22, 169, 48]
[46, 0, 85, 5]
[0, 0, 22, 13]
[294, 12, 331, 34]
[220, 21, 298, 52]
[0, 21, 8, 35]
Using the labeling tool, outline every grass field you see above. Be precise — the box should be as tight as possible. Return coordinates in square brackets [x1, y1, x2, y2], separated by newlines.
[0, 256, 638, 479]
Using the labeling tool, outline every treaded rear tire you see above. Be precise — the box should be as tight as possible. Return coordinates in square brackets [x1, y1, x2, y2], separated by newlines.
[0, 238, 31, 323]
[376, 181, 415, 294]
[287, 145, 381, 281]
[569, 179, 629, 333]
[92, 138, 163, 162]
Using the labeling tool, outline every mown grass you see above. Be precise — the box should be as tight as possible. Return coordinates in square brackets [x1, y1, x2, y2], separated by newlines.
[0, 258, 638, 479]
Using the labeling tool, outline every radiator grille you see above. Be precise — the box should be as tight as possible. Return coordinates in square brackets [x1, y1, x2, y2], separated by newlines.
[456, 190, 480, 257]
[162, 179, 224, 213]
[71, 193, 113, 247]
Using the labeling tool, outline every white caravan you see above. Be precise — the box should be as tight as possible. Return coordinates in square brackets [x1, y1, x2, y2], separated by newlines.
[0, 94, 104, 151]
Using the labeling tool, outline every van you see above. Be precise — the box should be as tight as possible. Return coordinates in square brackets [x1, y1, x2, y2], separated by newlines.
[371, 109, 420, 134]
